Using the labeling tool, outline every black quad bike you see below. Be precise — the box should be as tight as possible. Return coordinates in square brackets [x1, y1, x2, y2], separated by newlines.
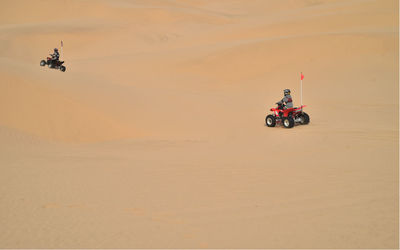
[40, 55, 66, 72]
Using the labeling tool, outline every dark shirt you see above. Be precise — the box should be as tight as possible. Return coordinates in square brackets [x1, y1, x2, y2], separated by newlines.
[52, 51, 60, 60]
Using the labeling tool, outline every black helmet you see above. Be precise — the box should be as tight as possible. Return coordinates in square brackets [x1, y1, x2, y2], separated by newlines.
[284, 89, 291, 95]
[54, 48, 58, 51]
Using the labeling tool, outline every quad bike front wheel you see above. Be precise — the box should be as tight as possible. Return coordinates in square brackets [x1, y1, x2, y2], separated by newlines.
[282, 117, 294, 128]
[40, 60, 46, 66]
[299, 112, 310, 125]
[265, 115, 276, 127]
[60, 66, 66, 72]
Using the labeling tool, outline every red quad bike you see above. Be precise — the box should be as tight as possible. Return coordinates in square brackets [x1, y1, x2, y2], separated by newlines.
[40, 55, 66, 72]
[265, 103, 310, 128]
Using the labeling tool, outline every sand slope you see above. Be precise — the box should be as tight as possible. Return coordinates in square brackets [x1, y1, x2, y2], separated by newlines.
[0, 0, 398, 248]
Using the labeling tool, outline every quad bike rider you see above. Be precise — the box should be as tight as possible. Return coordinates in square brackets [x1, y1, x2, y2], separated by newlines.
[265, 89, 310, 128]
[51, 48, 60, 62]
[278, 89, 293, 109]
[40, 48, 66, 72]
[276, 89, 293, 116]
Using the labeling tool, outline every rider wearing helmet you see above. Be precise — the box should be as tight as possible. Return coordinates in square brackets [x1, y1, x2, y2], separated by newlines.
[277, 89, 293, 109]
[51, 48, 60, 61]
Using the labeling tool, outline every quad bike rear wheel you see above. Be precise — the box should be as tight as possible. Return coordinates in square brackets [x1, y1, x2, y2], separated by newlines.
[60, 66, 66, 72]
[300, 112, 310, 125]
[40, 60, 46, 66]
[265, 115, 276, 127]
[283, 117, 294, 128]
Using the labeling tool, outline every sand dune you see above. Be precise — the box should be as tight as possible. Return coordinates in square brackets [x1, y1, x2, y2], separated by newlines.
[0, 0, 398, 248]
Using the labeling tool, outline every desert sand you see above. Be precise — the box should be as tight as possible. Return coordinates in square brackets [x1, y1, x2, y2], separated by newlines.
[0, 0, 398, 248]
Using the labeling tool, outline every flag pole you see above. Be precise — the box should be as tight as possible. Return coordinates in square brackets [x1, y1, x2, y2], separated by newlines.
[301, 72, 303, 111]
[60, 40, 63, 60]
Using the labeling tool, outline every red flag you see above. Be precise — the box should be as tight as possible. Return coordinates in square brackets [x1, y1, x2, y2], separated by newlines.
[301, 72, 304, 80]
[61, 40, 63, 47]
